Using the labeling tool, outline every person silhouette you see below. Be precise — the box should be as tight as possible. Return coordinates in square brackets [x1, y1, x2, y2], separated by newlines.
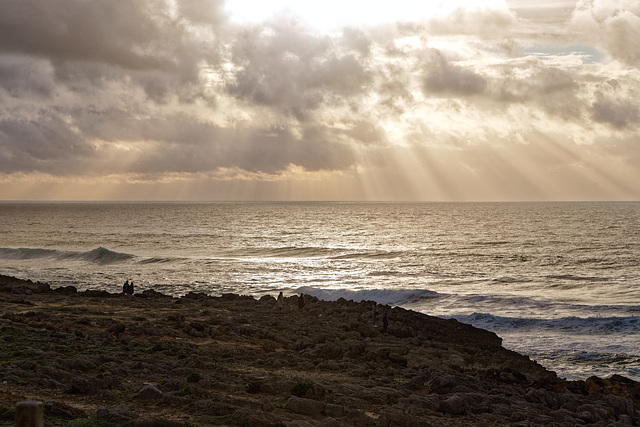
[122, 280, 129, 294]
[128, 281, 135, 295]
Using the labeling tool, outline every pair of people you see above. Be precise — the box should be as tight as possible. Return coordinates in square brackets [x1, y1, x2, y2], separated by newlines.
[122, 279, 135, 295]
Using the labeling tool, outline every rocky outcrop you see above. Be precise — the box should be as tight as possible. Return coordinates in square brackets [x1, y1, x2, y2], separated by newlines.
[0, 275, 638, 426]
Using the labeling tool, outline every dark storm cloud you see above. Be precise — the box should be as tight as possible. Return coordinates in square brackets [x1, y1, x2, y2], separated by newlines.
[126, 121, 357, 175]
[0, 0, 171, 70]
[0, 0, 221, 103]
[63, 109, 357, 175]
[0, 118, 94, 174]
[0, 55, 55, 97]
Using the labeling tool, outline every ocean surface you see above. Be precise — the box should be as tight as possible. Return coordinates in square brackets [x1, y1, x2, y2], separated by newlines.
[1, 201, 639, 381]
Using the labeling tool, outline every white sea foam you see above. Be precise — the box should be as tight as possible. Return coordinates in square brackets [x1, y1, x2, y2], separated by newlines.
[454, 312, 640, 334]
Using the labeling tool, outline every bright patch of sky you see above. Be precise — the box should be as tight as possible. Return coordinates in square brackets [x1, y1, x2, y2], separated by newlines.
[225, 0, 501, 29]
[522, 43, 609, 64]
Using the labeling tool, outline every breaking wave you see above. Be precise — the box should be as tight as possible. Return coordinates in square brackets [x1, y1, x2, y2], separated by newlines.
[455, 312, 640, 334]
[0, 246, 134, 265]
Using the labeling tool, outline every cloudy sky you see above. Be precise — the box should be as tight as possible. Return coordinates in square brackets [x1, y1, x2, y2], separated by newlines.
[0, 0, 639, 201]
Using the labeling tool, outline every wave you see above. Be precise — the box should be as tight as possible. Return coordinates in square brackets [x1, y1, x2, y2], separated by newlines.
[455, 312, 640, 334]
[138, 257, 180, 264]
[297, 286, 440, 306]
[330, 250, 404, 260]
[223, 246, 338, 259]
[0, 246, 134, 265]
[221, 246, 405, 260]
[546, 274, 609, 282]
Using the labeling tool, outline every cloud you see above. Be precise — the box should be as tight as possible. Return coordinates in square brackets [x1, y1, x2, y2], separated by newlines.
[0, 0, 222, 104]
[0, 0, 172, 69]
[490, 63, 582, 119]
[570, 0, 640, 66]
[423, 50, 487, 96]
[226, 16, 372, 119]
[592, 79, 640, 128]
[177, 0, 226, 25]
[0, 55, 55, 97]
[0, 0, 639, 200]
[427, 3, 517, 37]
[0, 118, 93, 174]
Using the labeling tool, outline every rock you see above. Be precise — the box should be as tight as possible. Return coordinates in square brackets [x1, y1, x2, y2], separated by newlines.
[398, 395, 440, 412]
[377, 409, 431, 426]
[317, 418, 344, 427]
[285, 396, 325, 416]
[52, 285, 77, 294]
[69, 376, 95, 394]
[108, 321, 126, 335]
[162, 378, 188, 392]
[439, 394, 468, 415]
[96, 407, 139, 423]
[388, 353, 408, 367]
[231, 408, 278, 427]
[133, 384, 164, 403]
[83, 290, 112, 298]
[139, 289, 166, 298]
[260, 378, 295, 395]
[44, 401, 87, 419]
[290, 380, 329, 400]
[16, 360, 37, 371]
[134, 418, 184, 427]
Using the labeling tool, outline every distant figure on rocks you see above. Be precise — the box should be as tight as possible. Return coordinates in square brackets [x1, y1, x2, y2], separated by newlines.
[128, 281, 135, 295]
[298, 294, 305, 310]
[122, 280, 129, 294]
[382, 312, 388, 333]
[275, 292, 284, 310]
[372, 302, 377, 327]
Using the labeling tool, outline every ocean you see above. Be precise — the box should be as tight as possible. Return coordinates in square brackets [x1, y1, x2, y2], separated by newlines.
[1, 201, 639, 381]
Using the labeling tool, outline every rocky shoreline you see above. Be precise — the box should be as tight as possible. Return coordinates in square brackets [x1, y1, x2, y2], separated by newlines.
[1, 274, 639, 426]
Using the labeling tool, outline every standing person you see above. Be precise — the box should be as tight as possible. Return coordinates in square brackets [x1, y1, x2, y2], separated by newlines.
[129, 281, 135, 295]
[122, 280, 129, 294]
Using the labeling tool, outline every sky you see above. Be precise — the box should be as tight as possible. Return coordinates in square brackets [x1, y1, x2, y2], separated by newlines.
[0, 0, 639, 201]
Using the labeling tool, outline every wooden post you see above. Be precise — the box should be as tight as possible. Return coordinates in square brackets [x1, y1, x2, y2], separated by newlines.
[15, 401, 44, 427]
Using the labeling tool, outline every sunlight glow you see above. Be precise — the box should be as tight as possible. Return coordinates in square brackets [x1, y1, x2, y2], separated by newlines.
[224, 0, 506, 30]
